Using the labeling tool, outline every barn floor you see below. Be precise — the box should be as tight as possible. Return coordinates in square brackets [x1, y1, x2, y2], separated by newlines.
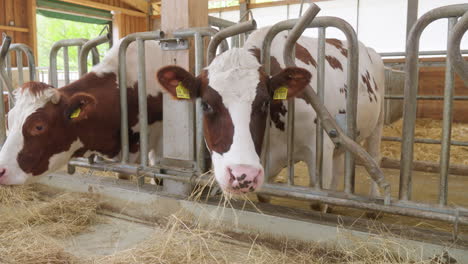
[4, 183, 444, 264]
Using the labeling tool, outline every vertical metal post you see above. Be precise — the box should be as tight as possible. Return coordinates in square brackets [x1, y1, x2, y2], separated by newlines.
[194, 32, 206, 173]
[6, 53, 13, 108]
[136, 38, 148, 186]
[63, 47, 70, 85]
[315, 27, 326, 189]
[286, 94, 295, 185]
[0, 78, 5, 146]
[16, 51, 24, 86]
[439, 17, 457, 206]
[406, 0, 419, 39]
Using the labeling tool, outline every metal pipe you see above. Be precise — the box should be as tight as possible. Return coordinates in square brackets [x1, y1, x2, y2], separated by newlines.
[382, 136, 468, 147]
[380, 49, 468, 57]
[0, 35, 14, 103]
[16, 51, 23, 86]
[63, 47, 70, 85]
[315, 27, 325, 190]
[400, 4, 468, 201]
[439, 17, 457, 206]
[208, 16, 240, 49]
[10, 44, 36, 81]
[117, 30, 164, 163]
[207, 20, 257, 64]
[79, 35, 110, 76]
[283, 4, 321, 186]
[136, 38, 149, 187]
[448, 11, 468, 85]
[49, 38, 89, 87]
[173, 27, 229, 54]
[385, 95, 468, 100]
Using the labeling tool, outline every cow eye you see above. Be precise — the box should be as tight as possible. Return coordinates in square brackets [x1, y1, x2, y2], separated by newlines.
[36, 125, 43, 131]
[201, 101, 213, 114]
[261, 101, 269, 113]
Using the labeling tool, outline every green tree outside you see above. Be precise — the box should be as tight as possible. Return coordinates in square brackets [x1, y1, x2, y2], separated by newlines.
[36, 14, 110, 72]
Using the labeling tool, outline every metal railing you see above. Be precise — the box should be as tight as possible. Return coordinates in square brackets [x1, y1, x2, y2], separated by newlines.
[49, 38, 100, 87]
[208, 4, 468, 228]
[0, 34, 36, 146]
[399, 4, 468, 207]
[78, 34, 111, 76]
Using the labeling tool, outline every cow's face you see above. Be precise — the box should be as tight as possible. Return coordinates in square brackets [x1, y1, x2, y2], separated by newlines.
[157, 48, 311, 194]
[0, 82, 97, 185]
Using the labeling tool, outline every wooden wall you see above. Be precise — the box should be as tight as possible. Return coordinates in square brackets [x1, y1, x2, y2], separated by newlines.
[417, 65, 468, 123]
[0, 0, 37, 65]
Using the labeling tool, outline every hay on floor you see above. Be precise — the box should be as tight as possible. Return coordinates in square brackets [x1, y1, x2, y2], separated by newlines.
[382, 118, 468, 165]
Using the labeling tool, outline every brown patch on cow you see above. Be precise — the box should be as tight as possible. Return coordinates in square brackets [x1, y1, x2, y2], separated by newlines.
[339, 84, 348, 98]
[17, 73, 163, 176]
[248, 47, 261, 63]
[20, 82, 54, 96]
[250, 70, 270, 155]
[295, 43, 317, 68]
[326, 38, 348, 57]
[199, 71, 234, 155]
[361, 70, 378, 103]
[325, 56, 343, 71]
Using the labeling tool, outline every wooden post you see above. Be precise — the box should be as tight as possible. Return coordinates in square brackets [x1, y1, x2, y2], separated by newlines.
[161, 0, 208, 194]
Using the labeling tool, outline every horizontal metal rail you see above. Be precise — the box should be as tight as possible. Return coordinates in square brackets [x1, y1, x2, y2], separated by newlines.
[208, 16, 240, 47]
[67, 158, 468, 226]
[382, 136, 468, 147]
[385, 95, 468, 100]
[380, 49, 468, 57]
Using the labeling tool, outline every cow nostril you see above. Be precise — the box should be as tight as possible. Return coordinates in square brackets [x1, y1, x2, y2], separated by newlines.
[0, 168, 6, 178]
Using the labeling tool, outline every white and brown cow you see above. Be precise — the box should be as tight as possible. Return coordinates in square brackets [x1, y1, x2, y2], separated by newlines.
[0, 40, 164, 185]
[157, 27, 385, 197]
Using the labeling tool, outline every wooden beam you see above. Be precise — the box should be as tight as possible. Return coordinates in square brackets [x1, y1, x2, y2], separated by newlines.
[0, 25, 29, 33]
[209, 0, 329, 13]
[59, 0, 147, 17]
[119, 0, 148, 13]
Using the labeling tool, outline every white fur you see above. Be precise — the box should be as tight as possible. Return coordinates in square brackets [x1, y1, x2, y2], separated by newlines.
[209, 27, 385, 196]
[207, 48, 264, 188]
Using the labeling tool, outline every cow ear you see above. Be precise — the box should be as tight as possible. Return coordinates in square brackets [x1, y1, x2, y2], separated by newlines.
[67, 93, 97, 122]
[157, 66, 200, 100]
[269, 67, 311, 101]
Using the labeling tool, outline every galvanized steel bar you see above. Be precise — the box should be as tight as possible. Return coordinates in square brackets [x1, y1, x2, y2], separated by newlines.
[49, 38, 89, 87]
[385, 95, 468, 100]
[380, 49, 468, 57]
[137, 38, 149, 186]
[208, 16, 240, 48]
[79, 35, 110, 76]
[439, 17, 457, 206]
[207, 20, 257, 64]
[16, 51, 23, 86]
[283, 4, 321, 186]
[9, 44, 36, 82]
[382, 136, 468, 147]
[118, 31, 164, 164]
[315, 27, 326, 189]
[448, 11, 468, 86]
[399, 4, 468, 201]
[0, 35, 14, 103]
[63, 47, 70, 85]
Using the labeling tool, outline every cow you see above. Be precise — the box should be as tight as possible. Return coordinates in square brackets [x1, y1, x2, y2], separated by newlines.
[0, 40, 164, 185]
[157, 27, 385, 202]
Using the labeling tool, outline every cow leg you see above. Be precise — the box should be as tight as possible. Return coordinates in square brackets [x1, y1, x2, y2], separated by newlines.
[364, 103, 384, 219]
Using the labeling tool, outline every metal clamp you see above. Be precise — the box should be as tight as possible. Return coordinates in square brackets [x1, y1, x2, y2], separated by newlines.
[159, 38, 189, 51]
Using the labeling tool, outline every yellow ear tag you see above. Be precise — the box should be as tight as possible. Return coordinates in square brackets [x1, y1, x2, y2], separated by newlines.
[273, 86, 288, 100]
[70, 108, 81, 119]
[176, 82, 190, 99]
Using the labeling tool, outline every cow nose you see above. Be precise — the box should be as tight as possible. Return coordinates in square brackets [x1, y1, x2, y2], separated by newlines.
[226, 165, 263, 193]
[0, 168, 6, 178]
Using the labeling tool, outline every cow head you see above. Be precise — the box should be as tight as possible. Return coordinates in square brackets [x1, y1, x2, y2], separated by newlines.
[0, 81, 107, 185]
[157, 48, 311, 194]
